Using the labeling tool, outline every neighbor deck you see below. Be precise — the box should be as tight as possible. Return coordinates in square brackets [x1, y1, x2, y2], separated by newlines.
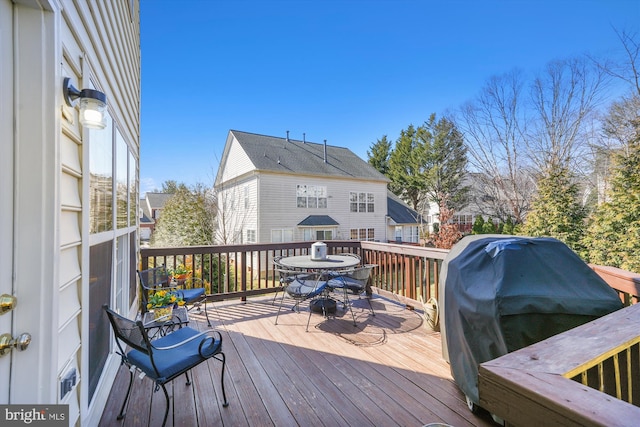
[99, 294, 494, 426]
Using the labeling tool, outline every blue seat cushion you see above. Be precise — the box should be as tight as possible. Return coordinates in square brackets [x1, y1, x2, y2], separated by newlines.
[327, 276, 363, 291]
[174, 288, 205, 303]
[286, 279, 327, 298]
[127, 326, 220, 382]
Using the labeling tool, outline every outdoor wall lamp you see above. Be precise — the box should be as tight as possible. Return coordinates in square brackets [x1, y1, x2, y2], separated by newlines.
[63, 77, 107, 129]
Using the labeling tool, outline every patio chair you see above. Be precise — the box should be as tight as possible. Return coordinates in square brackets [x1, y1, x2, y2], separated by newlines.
[327, 264, 377, 316]
[138, 265, 211, 326]
[103, 305, 228, 427]
[274, 268, 329, 331]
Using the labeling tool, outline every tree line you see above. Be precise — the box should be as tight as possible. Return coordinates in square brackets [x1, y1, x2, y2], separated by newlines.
[367, 29, 639, 273]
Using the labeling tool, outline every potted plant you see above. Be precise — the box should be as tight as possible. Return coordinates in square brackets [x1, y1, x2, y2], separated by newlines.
[170, 264, 191, 280]
[147, 290, 184, 321]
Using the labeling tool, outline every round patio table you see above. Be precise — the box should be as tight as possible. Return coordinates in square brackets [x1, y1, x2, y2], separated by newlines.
[275, 254, 360, 271]
[275, 254, 360, 321]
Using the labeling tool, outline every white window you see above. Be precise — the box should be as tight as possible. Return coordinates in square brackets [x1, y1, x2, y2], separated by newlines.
[350, 192, 374, 212]
[246, 229, 256, 243]
[244, 186, 250, 210]
[271, 228, 294, 243]
[395, 226, 403, 242]
[408, 226, 419, 243]
[350, 228, 375, 241]
[297, 184, 327, 209]
[302, 228, 333, 241]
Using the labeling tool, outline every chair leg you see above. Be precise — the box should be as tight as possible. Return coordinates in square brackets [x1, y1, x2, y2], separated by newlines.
[117, 368, 134, 420]
[274, 290, 287, 325]
[366, 294, 375, 316]
[160, 383, 170, 427]
[342, 291, 357, 327]
[306, 305, 313, 332]
[185, 370, 191, 386]
[203, 298, 211, 327]
[217, 352, 229, 407]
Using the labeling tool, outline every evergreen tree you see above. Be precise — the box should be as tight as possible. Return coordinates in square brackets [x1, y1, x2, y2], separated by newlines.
[152, 184, 215, 247]
[523, 165, 586, 251]
[582, 117, 640, 273]
[503, 217, 515, 235]
[422, 114, 470, 211]
[367, 135, 392, 176]
[388, 125, 427, 210]
[161, 180, 188, 194]
[482, 217, 496, 234]
[472, 215, 485, 234]
[387, 114, 469, 212]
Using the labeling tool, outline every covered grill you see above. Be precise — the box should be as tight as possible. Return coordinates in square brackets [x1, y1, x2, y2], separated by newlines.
[439, 235, 623, 410]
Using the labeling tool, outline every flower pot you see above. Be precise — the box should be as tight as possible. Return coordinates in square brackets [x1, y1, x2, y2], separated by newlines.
[153, 305, 173, 322]
[424, 297, 440, 332]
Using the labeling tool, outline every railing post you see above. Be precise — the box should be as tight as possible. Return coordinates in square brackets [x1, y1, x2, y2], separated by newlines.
[240, 251, 247, 302]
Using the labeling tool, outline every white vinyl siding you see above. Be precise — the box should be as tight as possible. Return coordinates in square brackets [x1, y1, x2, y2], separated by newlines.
[257, 173, 386, 243]
[220, 137, 256, 182]
[60, 1, 140, 425]
[216, 178, 257, 244]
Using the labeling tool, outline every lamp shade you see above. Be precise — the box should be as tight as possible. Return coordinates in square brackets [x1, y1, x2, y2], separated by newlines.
[79, 96, 107, 129]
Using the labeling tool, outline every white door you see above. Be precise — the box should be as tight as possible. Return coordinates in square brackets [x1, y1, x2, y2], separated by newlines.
[1, 0, 54, 403]
[0, 0, 15, 403]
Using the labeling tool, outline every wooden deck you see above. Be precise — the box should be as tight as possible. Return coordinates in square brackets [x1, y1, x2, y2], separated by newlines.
[99, 294, 495, 426]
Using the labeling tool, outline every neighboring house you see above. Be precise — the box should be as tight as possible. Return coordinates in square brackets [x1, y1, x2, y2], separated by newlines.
[139, 192, 172, 242]
[386, 191, 423, 243]
[1, 2, 140, 425]
[139, 198, 154, 242]
[215, 130, 413, 245]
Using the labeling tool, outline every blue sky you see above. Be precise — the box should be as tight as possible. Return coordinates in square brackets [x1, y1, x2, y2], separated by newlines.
[140, 0, 639, 194]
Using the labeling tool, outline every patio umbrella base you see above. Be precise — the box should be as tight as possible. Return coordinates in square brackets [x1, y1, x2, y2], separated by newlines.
[310, 298, 337, 315]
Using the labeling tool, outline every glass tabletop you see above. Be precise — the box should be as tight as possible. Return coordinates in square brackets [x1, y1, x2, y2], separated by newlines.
[276, 254, 360, 270]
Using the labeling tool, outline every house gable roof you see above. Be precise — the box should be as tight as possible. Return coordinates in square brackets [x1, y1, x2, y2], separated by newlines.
[387, 191, 423, 225]
[226, 130, 389, 182]
[297, 215, 340, 226]
[146, 192, 172, 209]
[139, 198, 153, 224]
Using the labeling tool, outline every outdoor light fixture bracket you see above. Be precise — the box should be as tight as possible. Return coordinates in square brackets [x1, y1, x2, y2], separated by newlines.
[63, 77, 108, 129]
[63, 77, 106, 107]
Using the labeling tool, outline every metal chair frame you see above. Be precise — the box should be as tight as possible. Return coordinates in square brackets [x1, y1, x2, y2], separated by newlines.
[138, 265, 211, 326]
[103, 305, 228, 426]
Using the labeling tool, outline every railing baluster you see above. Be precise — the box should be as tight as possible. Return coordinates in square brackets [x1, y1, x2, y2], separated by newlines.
[614, 353, 622, 400]
[626, 347, 632, 403]
[598, 362, 604, 393]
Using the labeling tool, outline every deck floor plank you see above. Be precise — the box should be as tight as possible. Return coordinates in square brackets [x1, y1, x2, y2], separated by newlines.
[99, 295, 494, 427]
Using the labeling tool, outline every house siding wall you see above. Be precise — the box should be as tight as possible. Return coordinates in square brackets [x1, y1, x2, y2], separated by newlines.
[58, 1, 140, 425]
[220, 135, 255, 183]
[216, 176, 258, 244]
[257, 172, 388, 243]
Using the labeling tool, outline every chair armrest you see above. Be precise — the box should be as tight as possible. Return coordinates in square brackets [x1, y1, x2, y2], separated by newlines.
[150, 329, 220, 351]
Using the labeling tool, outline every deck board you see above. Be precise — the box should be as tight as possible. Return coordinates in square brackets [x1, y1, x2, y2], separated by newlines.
[99, 295, 495, 426]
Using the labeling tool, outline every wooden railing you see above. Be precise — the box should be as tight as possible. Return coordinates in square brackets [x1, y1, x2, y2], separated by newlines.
[140, 241, 448, 305]
[479, 266, 640, 427]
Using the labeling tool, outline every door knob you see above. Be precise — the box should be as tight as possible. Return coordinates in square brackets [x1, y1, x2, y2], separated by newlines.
[0, 333, 31, 356]
[0, 294, 17, 315]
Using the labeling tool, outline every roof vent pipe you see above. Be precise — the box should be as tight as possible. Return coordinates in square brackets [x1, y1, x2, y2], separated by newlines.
[286, 130, 289, 142]
[303, 133, 306, 143]
[324, 139, 327, 163]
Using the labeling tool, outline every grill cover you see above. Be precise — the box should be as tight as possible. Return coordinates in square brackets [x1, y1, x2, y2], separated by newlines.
[439, 235, 623, 406]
